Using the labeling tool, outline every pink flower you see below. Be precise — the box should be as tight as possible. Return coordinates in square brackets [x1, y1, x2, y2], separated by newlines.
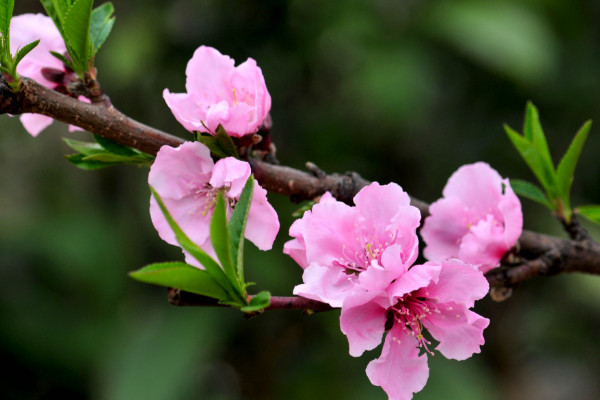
[340, 257, 490, 400]
[149, 141, 279, 266]
[10, 14, 83, 136]
[283, 183, 421, 307]
[421, 162, 523, 273]
[163, 45, 271, 137]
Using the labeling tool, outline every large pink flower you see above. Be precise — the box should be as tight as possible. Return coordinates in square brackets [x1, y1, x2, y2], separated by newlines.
[149, 141, 279, 266]
[283, 183, 421, 307]
[163, 45, 271, 137]
[421, 162, 523, 273]
[340, 257, 490, 400]
[10, 14, 82, 136]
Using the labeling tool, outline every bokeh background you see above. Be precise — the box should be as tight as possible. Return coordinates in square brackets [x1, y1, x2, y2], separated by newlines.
[2, 0, 600, 399]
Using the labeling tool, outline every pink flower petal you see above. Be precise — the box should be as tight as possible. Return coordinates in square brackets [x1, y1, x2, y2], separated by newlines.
[244, 181, 279, 250]
[210, 157, 251, 198]
[366, 324, 429, 400]
[149, 195, 211, 250]
[421, 197, 475, 262]
[11, 14, 65, 87]
[19, 114, 54, 137]
[425, 259, 489, 308]
[149, 142, 214, 200]
[340, 291, 388, 357]
[459, 215, 509, 272]
[162, 90, 205, 133]
[283, 218, 308, 269]
[353, 182, 411, 226]
[423, 304, 489, 360]
[442, 162, 504, 219]
[387, 262, 441, 301]
[293, 262, 355, 307]
[165, 45, 270, 137]
[421, 162, 523, 271]
[500, 179, 523, 247]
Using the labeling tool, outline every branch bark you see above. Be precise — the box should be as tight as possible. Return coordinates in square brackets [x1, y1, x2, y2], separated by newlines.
[3, 77, 600, 310]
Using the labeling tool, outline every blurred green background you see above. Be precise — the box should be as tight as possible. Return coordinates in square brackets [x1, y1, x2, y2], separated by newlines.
[2, 0, 600, 399]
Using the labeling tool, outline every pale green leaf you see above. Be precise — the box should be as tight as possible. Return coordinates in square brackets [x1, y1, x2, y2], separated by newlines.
[577, 205, 600, 225]
[13, 40, 40, 68]
[505, 124, 559, 200]
[150, 187, 243, 304]
[228, 176, 253, 280]
[509, 179, 552, 209]
[240, 291, 271, 312]
[210, 192, 238, 290]
[556, 120, 592, 212]
[129, 261, 230, 300]
[90, 2, 115, 55]
[63, 0, 93, 73]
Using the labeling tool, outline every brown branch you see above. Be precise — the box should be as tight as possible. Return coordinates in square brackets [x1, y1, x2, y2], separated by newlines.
[3, 77, 600, 309]
[168, 288, 335, 313]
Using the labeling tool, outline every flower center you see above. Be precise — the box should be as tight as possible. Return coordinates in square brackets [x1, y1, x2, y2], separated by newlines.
[337, 225, 400, 275]
[188, 181, 235, 216]
[389, 291, 439, 354]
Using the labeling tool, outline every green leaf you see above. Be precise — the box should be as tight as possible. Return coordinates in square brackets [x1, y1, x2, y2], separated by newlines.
[63, 0, 93, 74]
[505, 124, 559, 200]
[64, 137, 104, 155]
[215, 125, 239, 158]
[0, 0, 14, 37]
[93, 134, 137, 156]
[13, 40, 40, 68]
[64, 137, 154, 169]
[89, 2, 115, 55]
[209, 192, 238, 290]
[129, 261, 230, 300]
[50, 50, 76, 71]
[195, 132, 231, 158]
[577, 205, 600, 225]
[228, 176, 254, 280]
[556, 120, 592, 212]
[523, 102, 554, 171]
[81, 152, 153, 165]
[292, 200, 315, 218]
[66, 153, 114, 170]
[149, 187, 244, 304]
[509, 179, 553, 209]
[241, 291, 271, 313]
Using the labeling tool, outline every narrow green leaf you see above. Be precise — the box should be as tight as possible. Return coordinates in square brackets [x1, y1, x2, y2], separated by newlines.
[523, 102, 553, 171]
[210, 192, 239, 291]
[505, 124, 559, 200]
[63, 0, 93, 73]
[215, 125, 239, 158]
[90, 2, 115, 55]
[228, 176, 254, 281]
[50, 50, 76, 71]
[0, 0, 14, 37]
[81, 152, 153, 166]
[93, 134, 138, 156]
[150, 187, 243, 304]
[556, 120, 592, 212]
[129, 261, 230, 300]
[66, 153, 114, 170]
[577, 205, 600, 225]
[63, 137, 104, 155]
[196, 132, 229, 158]
[13, 40, 40, 68]
[241, 291, 271, 312]
[292, 200, 315, 218]
[509, 179, 553, 209]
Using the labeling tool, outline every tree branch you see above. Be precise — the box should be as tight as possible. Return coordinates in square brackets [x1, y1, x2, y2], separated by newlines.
[3, 77, 600, 310]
